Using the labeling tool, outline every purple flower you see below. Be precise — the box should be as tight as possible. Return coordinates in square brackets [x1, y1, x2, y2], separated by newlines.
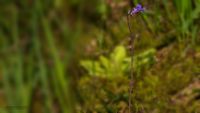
[128, 4, 145, 15]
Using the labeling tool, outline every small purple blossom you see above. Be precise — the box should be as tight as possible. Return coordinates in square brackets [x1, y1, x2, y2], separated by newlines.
[128, 4, 145, 15]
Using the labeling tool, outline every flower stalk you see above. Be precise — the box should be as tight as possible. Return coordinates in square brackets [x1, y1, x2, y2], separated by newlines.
[127, 3, 145, 113]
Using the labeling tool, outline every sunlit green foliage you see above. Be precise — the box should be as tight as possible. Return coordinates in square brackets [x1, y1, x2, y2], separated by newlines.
[80, 45, 156, 77]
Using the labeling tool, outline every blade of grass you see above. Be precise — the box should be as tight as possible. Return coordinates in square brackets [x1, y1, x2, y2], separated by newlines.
[34, 1, 72, 113]
[31, 4, 54, 112]
[42, 17, 72, 113]
[11, 7, 28, 113]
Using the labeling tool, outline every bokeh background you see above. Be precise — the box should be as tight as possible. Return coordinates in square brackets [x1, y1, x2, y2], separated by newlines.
[0, 0, 200, 113]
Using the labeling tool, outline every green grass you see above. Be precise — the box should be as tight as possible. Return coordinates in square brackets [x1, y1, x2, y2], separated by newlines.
[0, 1, 75, 113]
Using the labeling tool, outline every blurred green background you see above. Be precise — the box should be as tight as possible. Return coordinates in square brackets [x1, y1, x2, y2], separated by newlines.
[0, 0, 200, 113]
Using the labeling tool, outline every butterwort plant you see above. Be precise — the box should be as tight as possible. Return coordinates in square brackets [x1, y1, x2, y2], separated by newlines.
[127, 3, 145, 113]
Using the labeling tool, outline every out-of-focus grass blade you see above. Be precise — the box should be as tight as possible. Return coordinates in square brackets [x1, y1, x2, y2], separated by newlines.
[31, 2, 54, 112]
[10, 7, 29, 113]
[42, 17, 72, 113]
[2, 64, 13, 113]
